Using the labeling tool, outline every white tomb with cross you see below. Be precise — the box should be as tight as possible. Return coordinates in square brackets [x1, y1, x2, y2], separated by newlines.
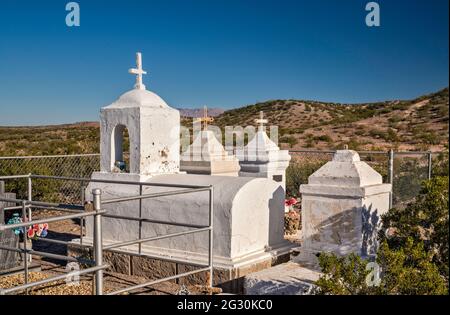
[295, 149, 391, 266]
[96, 52, 180, 179]
[79, 54, 293, 286]
[180, 107, 241, 176]
[236, 111, 291, 192]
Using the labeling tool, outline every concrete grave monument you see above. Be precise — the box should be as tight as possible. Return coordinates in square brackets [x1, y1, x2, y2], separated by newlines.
[243, 149, 392, 295]
[77, 53, 292, 288]
[180, 106, 240, 176]
[236, 111, 291, 192]
[296, 149, 391, 265]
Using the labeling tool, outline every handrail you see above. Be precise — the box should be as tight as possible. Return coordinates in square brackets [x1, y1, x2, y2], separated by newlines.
[30, 174, 211, 189]
[0, 174, 215, 295]
[0, 265, 109, 295]
[102, 187, 211, 204]
[0, 209, 105, 231]
[103, 227, 211, 250]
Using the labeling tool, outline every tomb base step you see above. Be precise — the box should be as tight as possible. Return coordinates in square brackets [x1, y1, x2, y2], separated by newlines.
[67, 239, 293, 294]
[243, 261, 321, 295]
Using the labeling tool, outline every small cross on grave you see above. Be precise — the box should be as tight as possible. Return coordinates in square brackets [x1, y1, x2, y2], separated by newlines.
[255, 111, 268, 131]
[128, 52, 147, 90]
[195, 106, 214, 131]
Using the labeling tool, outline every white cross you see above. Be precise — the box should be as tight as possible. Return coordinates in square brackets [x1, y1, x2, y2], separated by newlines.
[255, 111, 268, 131]
[128, 52, 147, 90]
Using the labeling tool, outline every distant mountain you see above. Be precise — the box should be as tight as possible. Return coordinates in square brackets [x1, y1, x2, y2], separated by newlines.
[177, 108, 225, 118]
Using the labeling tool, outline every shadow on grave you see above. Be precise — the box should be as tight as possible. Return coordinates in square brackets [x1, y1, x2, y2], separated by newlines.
[242, 204, 381, 295]
[301, 203, 380, 259]
[31, 226, 80, 265]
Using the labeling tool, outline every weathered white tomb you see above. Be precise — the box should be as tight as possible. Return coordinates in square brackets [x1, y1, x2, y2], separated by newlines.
[243, 149, 392, 294]
[180, 107, 240, 176]
[295, 149, 391, 264]
[78, 53, 292, 285]
[235, 111, 291, 192]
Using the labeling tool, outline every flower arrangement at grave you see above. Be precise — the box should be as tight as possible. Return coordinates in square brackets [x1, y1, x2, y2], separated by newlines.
[7, 213, 23, 235]
[284, 197, 298, 212]
[284, 197, 300, 235]
[7, 214, 48, 240]
[27, 223, 49, 240]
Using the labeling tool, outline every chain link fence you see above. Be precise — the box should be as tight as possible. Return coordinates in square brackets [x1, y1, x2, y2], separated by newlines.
[288, 150, 448, 209]
[0, 151, 448, 208]
[0, 154, 100, 204]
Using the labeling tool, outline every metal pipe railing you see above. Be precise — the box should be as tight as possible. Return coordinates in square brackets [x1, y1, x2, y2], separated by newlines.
[102, 213, 208, 229]
[97, 183, 215, 294]
[0, 264, 108, 295]
[107, 266, 211, 296]
[30, 174, 210, 189]
[208, 186, 214, 287]
[0, 245, 95, 265]
[0, 208, 105, 231]
[0, 174, 214, 295]
[103, 227, 211, 250]
[0, 186, 108, 295]
[101, 187, 211, 204]
[92, 189, 103, 295]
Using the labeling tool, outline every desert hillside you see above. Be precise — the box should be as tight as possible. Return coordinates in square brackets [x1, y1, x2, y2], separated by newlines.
[0, 88, 448, 156]
[213, 88, 449, 152]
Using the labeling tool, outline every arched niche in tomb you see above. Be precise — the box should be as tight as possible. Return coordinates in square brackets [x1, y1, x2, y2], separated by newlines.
[111, 124, 130, 173]
[98, 52, 180, 176]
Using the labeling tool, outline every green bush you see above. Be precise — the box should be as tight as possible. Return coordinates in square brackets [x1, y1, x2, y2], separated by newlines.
[280, 136, 298, 148]
[313, 135, 332, 143]
[315, 239, 447, 295]
[315, 177, 449, 295]
[381, 176, 449, 281]
[285, 160, 326, 198]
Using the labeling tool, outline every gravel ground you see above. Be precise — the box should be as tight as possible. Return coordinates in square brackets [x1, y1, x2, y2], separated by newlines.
[0, 269, 220, 295]
[0, 271, 98, 295]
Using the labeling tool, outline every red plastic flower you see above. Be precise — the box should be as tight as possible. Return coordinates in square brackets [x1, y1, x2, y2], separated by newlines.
[27, 227, 35, 238]
[285, 198, 298, 207]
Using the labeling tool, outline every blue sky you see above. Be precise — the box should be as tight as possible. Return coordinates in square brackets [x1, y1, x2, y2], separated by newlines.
[0, 0, 448, 125]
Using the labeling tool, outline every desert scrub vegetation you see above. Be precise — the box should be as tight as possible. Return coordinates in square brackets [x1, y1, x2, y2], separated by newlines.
[1, 88, 448, 157]
[285, 158, 328, 198]
[280, 135, 298, 148]
[0, 124, 100, 156]
[315, 175, 449, 295]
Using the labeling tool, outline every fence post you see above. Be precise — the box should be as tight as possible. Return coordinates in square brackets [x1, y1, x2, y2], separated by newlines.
[21, 200, 29, 295]
[208, 185, 214, 288]
[80, 182, 85, 246]
[27, 175, 32, 221]
[427, 152, 432, 180]
[388, 150, 394, 209]
[26, 175, 32, 263]
[138, 184, 142, 255]
[92, 188, 103, 295]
